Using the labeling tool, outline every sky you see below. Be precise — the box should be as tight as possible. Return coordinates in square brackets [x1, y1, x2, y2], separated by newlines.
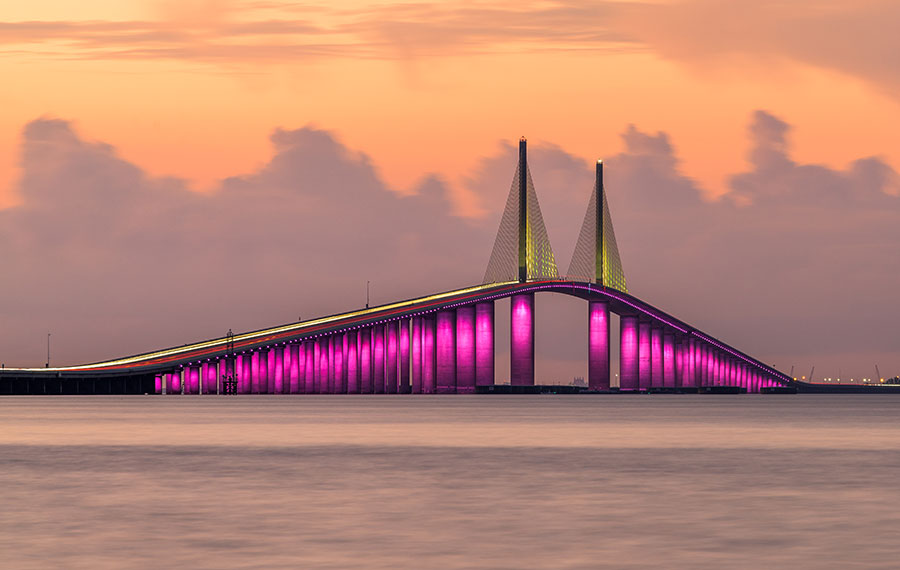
[1, 0, 898, 381]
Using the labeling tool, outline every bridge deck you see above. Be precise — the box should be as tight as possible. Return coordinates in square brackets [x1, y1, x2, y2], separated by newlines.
[0, 280, 790, 386]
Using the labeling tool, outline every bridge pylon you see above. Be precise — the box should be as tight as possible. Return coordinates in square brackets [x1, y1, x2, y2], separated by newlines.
[483, 137, 559, 284]
[567, 160, 627, 291]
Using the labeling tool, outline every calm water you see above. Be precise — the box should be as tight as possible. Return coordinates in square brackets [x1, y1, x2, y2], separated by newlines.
[2, 395, 899, 569]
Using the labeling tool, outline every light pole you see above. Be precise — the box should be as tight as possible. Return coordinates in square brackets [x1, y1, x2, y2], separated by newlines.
[46, 333, 51, 368]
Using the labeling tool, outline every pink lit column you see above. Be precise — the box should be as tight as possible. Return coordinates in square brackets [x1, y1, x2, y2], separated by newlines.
[399, 318, 411, 394]
[456, 305, 476, 394]
[423, 315, 436, 393]
[360, 328, 373, 394]
[411, 317, 423, 393]
[619, 315, 639, 390]
[202, 361, 217, 395]
[262, 349, 272, 393]
[663, 333, 675, 388]
[166, 370, 180, 395]
[373, 325, 385, 394]
[510, 293, 535, 386]
[317, 339, 329, 394]
[304, 343, 316, 394]
[333, 335, 345, 394]
[475, 302, 494, 388]
[386, 321, 399, 394]
[251, 351, 261, 393]
[283, 345, 293, 393]
[588, 301, 610, 391]
[638, 321, 652, 391]
[186, 365, 200, 394]
[689, 339, 698, 387]
[273, 346, 285, 394]
[436, 310, 457, 393]
[239, 354, 252, 394]
[154, 375, 162, 394]
[290, 344, 302, 394]
[347, 331, 359, 393]
[651, 327, 663, 389]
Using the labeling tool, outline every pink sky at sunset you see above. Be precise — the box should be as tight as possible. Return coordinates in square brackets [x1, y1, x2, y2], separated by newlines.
[1, 0, 898, 379]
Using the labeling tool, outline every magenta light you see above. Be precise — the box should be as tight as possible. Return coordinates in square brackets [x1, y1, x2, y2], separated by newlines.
[663, 333, 675, 388]
[274, 346, 284, 394]
[318, 338, 329, 394]
[411, 317, 423, 393]
[510, 293, 534, 386]
[154, 375, 162, 394]
[475, 302, 494, 388]
[619, 315, 638, 390]
[650, 327, 663, 388]
[360, 328, 372, 394]
[333, 335, 345, 394]
[386, 321, 399, 394]
[455, 305, 475, 394]
[166, 371, 180, 395]
[202, 361, 217, 395]
[423, 315, 436, 393]
[290, 344, 302, 394]
[187, 365, 200, 395]
[373, 325, 385, 394]
[347, 331, 359, 394]
[436, 310, 457, 393]
[303, 342, 315, 394]
[399, 318, 411, 394]
[638, 321, 651, 390]
[588, 301, 610, 390]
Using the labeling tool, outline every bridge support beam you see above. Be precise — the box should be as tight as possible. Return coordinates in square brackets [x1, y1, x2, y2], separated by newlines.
[423, 315, 436, 393]
[346, 333, 358, 394]
[436, 310, 457, 393]
[456, 305, 476, 394]
[651, 327, 663, 389]
[273, 346, 284, 394]
[383, 324, 395, 393]
[373, 326, 385, 394]
[400, 319, 410, 394]
[166, 370, 180, 395]
[239, 354, 251, 394]
[475, 302, 495, 388]
[663, 332, 675, 388]
[411, 317, 422, 393]
[202, 361, 217, 395]
[638, 321, 652, 390]
[334, 335, 345, 393]
[510, 293, 535, 386]
[588, 301, 610, 391]
[360, 329, 372, 394]
[186, 365, 200, 394]
[386, 322, 398, 394]
[290, 344, 302, 393]
[619, 315, 638, 390]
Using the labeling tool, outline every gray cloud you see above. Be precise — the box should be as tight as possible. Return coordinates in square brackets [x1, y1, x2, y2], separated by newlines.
[0, 119, 487, 367]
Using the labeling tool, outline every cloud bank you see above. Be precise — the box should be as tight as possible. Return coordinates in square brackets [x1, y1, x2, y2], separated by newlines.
[1, 111, 897, 378]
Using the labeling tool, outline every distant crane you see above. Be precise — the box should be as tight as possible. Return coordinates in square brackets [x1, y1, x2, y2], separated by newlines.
[808, 366, 814, 383]
[875, 364, 882, 383]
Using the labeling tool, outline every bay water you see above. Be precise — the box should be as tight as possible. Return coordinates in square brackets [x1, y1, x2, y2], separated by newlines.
[2, 395, 899, 569]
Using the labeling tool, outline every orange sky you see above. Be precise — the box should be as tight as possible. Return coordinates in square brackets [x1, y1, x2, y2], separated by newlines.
[2, 0, 899, 213]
